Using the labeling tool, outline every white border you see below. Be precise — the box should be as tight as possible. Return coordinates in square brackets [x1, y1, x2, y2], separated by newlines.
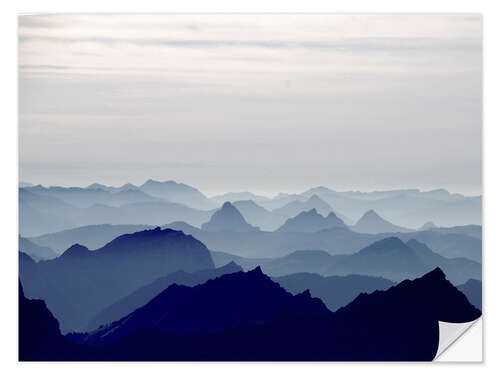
[2, 0, 499, 373]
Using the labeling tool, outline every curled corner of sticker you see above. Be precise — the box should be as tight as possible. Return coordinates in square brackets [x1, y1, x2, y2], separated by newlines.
[434, 317, 482, 361]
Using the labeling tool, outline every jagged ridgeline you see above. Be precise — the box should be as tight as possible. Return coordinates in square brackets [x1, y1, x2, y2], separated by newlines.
[19, 227, 214, 332]
[20, 267, 480, 361]
[18, 181, 482, 361]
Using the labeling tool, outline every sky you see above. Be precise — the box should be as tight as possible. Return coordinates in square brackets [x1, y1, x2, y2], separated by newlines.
[18, 14, 482, 196]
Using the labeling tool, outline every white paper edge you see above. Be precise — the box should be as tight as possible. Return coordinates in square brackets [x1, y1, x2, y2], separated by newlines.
[434, 317, 483, 362]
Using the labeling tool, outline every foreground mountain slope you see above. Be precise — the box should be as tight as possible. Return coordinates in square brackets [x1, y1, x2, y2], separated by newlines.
[21, 267, 480, 361]
[82, 267, 331, 345]
[19, 227, 215, 332]
[87, 262, 243, 331]
[19, 281, 91, 361]
[88, 268, 480, 360]
[457, 279, 482, 311]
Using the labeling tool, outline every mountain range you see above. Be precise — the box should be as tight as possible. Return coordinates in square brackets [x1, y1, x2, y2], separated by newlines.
[86, 262, 243, 331]
[21, 267, 480, 360]
[19, 227, 215, 332]
[27, 224, 154, 254]
[273, 273, 395, 312]
[19, 181, 482, 237]
[277, 208, 347, 233]
[211, 237, 480, 284]
[168, 213, 481, 261]
[80, 267, 331, 346]
[18, 179, 482, 361]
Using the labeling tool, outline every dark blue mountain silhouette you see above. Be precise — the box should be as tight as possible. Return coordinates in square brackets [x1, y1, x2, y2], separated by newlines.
[19, 227, 214, 332]
[276, 208, 346, 233]
[19, 281, 91, 361]
[457, 279, 482, 311]
[20, 268, 480, 361]
[273, 273, 394, 312]
[81, 266, 331, 346]
[86, 261, 243, 331]
[201, 202, 259, 232]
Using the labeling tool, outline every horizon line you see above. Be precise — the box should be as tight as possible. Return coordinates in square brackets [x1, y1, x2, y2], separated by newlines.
[18, 179, 483, 199]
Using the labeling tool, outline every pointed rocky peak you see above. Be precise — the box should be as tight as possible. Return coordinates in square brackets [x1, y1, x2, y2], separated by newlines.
[306, 194, 324, 203]
[247, 265, 264, 276]
[361, 209, 379, 219]
[277, 207, 347, 233]
[337, 266, 481, 326]
[201, 202, 259, 232]
[420, 267, 446, 282]
[326, 211, 338, 219]
[352, 210, 411, 234]
[302, 208, 320, 218]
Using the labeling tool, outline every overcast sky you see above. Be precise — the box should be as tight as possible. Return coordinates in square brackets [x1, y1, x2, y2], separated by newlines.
[19, 14, 482, 196]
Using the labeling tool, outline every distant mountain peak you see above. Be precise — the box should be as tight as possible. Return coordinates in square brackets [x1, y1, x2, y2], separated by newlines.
[201, 202, 259, 232]
[369, 236, 405, 248]
[420, 221, 438, 230]
[222, 201, 234, 209]
[352, 210, 411, 234]
[277, 207, 346, 233]
[364, 209, 378, 217]
[61, 243, 89, 258]
[307, 194, 322, 202]
[138, 179, 214, 210]
[356, 237, 410, 257]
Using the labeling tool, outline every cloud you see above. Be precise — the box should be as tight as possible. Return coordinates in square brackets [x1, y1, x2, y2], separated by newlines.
[18, 35, 480, 53]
